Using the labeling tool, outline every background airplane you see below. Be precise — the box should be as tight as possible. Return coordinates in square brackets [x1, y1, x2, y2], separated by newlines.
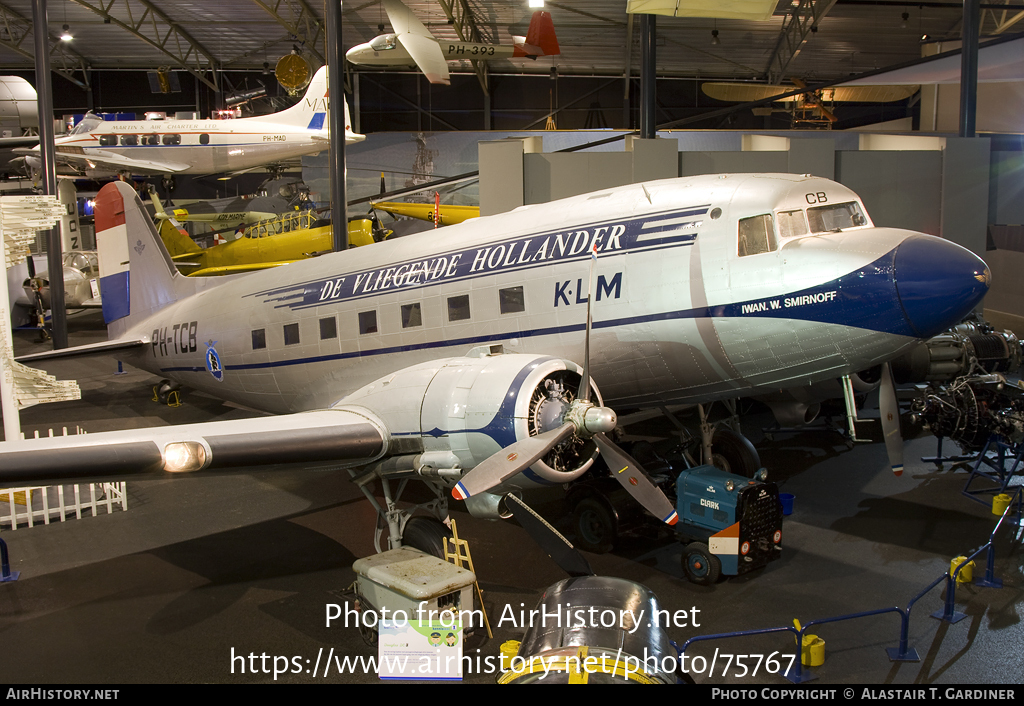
[346, 2, 560, 85]
[5, 174, 989, 552]
[14, 66, 363, 181]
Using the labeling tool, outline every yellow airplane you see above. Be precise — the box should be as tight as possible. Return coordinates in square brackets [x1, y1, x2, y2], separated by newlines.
[154, 197, 377, 277]
[370, 200, 479, 227]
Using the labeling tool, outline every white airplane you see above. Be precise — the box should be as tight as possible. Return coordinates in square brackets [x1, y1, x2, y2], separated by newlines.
[13, 66, 364, 180]
[346, 2, 560, 85]
[5, 174, 990, 549]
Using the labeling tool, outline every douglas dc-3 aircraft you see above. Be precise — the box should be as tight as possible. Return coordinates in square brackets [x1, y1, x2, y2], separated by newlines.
[3, 174, 990, 550]
[14, 66, 362, 180]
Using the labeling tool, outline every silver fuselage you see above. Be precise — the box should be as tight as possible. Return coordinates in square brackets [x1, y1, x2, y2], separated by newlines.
[106, 174, 987, 417]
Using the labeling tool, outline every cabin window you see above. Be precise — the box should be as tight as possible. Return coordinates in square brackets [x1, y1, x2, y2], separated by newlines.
[143, 134, 159, 145]
[98, 135, 117, 146]
[199, 134, 210, 145]
[162, 134, 181, 146]
[401, 303, 422, 328]
[499, 286, 525, 314]
[776, 210, 808, 239]
[251, 328, 266, 350]
[447, 295, 470, 322]
[119, 135, 138, 146]
[319, 316, 337, 340]
[283, 323, 300, 345]
[358, 310, 378, 334]
[807, 201, 867, 233]
[737, 214, 776, 257]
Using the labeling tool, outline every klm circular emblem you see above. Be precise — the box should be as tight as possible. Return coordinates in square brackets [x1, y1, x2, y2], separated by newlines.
[205, 340, 223, 381]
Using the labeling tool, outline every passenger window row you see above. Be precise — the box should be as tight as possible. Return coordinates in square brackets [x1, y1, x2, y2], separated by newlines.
[249, 286, 526, 350]
[97, 133, 203, 147]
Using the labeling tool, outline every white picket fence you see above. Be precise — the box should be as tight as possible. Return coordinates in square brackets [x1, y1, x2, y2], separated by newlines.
[0, 482, 128, 529]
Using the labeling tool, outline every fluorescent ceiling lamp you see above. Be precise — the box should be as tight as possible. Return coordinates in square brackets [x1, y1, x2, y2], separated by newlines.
[626, 0, 777, 21]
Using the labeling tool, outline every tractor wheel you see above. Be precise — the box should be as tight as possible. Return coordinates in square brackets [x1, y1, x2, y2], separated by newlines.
[682, 542, 721, 585]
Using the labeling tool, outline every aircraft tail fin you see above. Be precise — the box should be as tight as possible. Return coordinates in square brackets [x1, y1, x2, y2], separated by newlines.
[157, 216, 202, 257]
[96, 181, 202, 339]
[269, 65, 329, 130]
[514, 11, 560, 57]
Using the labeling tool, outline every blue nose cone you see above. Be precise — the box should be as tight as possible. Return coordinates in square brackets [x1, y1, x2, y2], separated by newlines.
[894, 235, 990, 338]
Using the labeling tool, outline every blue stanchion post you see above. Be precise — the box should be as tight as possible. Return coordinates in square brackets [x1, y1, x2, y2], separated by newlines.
[0, 537, 20, 582]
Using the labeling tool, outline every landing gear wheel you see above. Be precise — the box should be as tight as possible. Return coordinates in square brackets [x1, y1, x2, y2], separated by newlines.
[401, 516, 452, 559]
[682, 542, 721, 585]
[710, 428, 760, 478]
[572, 498, 617, 554]
[354, 593, 378, 647]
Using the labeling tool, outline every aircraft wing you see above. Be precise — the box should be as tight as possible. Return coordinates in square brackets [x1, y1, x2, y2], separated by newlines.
[0, 136, 39, 148]
[382, 0, 433, 37]
[382, 0, 450, 85]
[397, 33, 450, 85]
[16, 336, 150, 364]
[13, 147, 192, 175]
[0, 409, 387, 486]
[188, 261, 295, 277]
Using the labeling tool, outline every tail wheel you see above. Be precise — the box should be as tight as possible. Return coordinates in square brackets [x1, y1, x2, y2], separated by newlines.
[682, 542, 721, 585]
[401, 516, 452, 560]
[571, 498, 617, 554]
[710, 428, 760, 478]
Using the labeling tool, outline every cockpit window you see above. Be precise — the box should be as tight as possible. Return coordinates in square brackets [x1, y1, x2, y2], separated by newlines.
[807, 201, 867, 233]
[63, 251, 98, 275]
[738, 214, 776, 257]
[370, 34, 398, 51]
[69, 113, 104, 135]
[776, 210, 808, 239]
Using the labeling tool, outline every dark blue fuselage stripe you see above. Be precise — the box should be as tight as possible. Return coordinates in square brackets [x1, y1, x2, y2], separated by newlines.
[158, 246, 914, 374]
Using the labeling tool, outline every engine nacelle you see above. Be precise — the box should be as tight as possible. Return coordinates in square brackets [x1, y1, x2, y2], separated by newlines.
[337, 350, 601, 506]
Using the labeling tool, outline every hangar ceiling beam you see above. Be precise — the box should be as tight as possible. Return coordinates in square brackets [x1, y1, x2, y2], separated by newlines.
[0, 2, 89, 89]
[435, 0, 489, 94]
[68, 0, 220, 91]
[765, 0, 838, 85]
[249, 0, 325, 63]
[988, 6, 1024, 33]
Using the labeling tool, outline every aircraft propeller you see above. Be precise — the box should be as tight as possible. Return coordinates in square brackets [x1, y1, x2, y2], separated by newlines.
[878, 361, 904, 476]
[453, 248, 679, 527]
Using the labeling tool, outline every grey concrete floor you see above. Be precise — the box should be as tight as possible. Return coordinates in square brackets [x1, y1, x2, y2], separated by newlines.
[1, 311, 1022, 685]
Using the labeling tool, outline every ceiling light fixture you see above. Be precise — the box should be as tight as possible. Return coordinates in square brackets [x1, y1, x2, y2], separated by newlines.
[528, 0, 545, 7]
[60, 24, 72, 41]
[711, 28, 720, 45]
[901, 11, 909, 29]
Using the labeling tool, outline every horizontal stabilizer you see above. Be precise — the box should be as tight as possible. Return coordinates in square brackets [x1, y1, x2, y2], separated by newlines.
[15, 336, 150, 364]
[0, 408, 388, 486]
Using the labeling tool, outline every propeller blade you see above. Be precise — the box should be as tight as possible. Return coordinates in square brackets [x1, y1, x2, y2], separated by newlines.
[879, 361, 904, 476]
[504, 494, 594, 577]
[577, 244, 598, 402]
[593, 433, 678, 525]
[452, 422, 575, 500]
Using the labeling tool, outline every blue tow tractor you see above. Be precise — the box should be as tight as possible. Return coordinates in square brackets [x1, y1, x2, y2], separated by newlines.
[570, 464, 784, 585]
